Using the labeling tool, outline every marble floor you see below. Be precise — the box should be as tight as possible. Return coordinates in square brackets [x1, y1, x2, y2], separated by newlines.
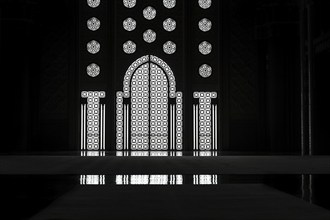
[1, 153, 329, 219]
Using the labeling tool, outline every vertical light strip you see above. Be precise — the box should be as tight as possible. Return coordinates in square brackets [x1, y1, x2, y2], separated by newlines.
[100, 104, 103, 150]
[215, 105, 218, 150]
[173, 105, 175, 150]
[193, 92, 217, 150]
[103, 104, 106, 150]
[127, 105, 129, 150]
[173, 105, 175, 151]
[83, 104, 86, 150]
[212, 105, 215, 150]
[116, 92, 123, 150]
[81, 104, 84, 150]
[196, 105, 199, 150]
[131, 64, 149, 150]
[170, 105, 172, 150]
[123, 104, 127, 150]
[193, 105, 195, 150]
[150, 64, 168, 150]
[176, 92, 183, 150]
[81, 91, 105, 150]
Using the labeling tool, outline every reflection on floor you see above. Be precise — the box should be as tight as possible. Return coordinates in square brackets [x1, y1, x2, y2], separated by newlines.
[79, 174, 219, 185]
[2, 150, 330, 219]
[29, 183, 330, 220]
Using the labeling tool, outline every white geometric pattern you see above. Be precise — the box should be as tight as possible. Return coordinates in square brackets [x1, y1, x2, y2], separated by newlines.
[87, 40, 100, 54]
[198, 41, 212, 55]
[87, 17, 101, 31]
[163, 0, 176, 9]
[87, 0, 101, 8]
[123, 56, 176, 97]
[143, 6, 156, 20]
[123, 40, 136, 54]
[123, 0, 136, 8]
[198, 0, 212, 9]
[176, 92, 183, 150]
[150, 55, 176, 98]
[199, 64, 212, 78]
[123, 17, 136, 31]
[194, 92, 217, 150]
[163, 41, 176, 54]
[163, 18, 176, 32]
[123, 55, 149, 98]
[131, 64, 149, 150]
[150, 63, 168, 150]
[116, 92, 124, 150]
[143, 29, 156, 43]
[81, 91, 106, 150]
[198, 18, 212, 32]
[86, 63, 100, 77]
[118, 55, 181, 151]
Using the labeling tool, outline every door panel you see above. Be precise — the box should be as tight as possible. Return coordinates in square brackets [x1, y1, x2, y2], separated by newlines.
[131, 63, 149, 150]
[150, 63, 168, 150]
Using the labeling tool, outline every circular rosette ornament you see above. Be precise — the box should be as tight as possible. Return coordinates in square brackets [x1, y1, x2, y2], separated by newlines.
[123, 17, 136, 31]
[123, 0, 136, 8]
[87, 17, 100, 31]
[199, 64, 212, 78]
[143, 29, 156, 43]
[198, 41, 212, 55]
[163, 41, 176, 54]
[123, 40, 136, 54]
[198, 0, 212, 9]
[163, 18, 176, 32]
[163, 0, 176, 9]
[87, 0, 101, 8]
[198, 18, 212, 32]
[143, 6, 156, 20]
[86, 63, 100, 77]
[87, 40, 100, 54]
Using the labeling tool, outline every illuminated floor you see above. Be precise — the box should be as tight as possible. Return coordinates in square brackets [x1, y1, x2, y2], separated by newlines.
[28, 183, 330, 220]
[1, 153, 329, 219]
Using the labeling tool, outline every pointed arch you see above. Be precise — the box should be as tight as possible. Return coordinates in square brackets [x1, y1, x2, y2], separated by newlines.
[122, 55, 177, 98]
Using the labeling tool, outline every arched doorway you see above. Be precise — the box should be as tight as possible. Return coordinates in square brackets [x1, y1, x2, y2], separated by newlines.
[116, 55, 183, 151]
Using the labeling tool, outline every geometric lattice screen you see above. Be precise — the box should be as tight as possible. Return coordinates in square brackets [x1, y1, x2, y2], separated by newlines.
[116, 55, 183, 151]
[80, 0, 220, 151]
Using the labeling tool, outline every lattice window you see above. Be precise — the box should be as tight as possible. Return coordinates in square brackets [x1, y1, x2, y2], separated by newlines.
[193, 92, 218, 150]
[116, 175, 183, 185]
[81, 91, 106, 150]
[117, 55, 182, 151]
[150, 64, 168, 150]
[131, 64, 149, 150]
[80, 175, 105, 185]
[193, 175, 218, 185]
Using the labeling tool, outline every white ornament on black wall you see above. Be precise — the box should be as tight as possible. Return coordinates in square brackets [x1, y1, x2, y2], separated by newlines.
[198, 41, 212, 55]
[87, 17, 101, 31]
[163, 18, 176, 32]
[87, 40, 101, 54]
[123, 40, 136, 54]
[143, 29, 156, 43]
[87, 0, 101, 8]
[163, 41, 176, 54]
[198, 0, 212, 9]
[163, 0, 176, 9]
[87, 63, 100, 77]
[123, 0, 136, 8]
[123, 17, 136, 31]
[198, 18, 212, 32]
[199, 64, 212, 78]
[143, 6, 156, 20]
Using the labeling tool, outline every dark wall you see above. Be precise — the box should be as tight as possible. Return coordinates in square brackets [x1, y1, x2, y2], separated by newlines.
[0, 0, 77, 152]
[0, 0, 329, 155]
[224, 0, 301, 154]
